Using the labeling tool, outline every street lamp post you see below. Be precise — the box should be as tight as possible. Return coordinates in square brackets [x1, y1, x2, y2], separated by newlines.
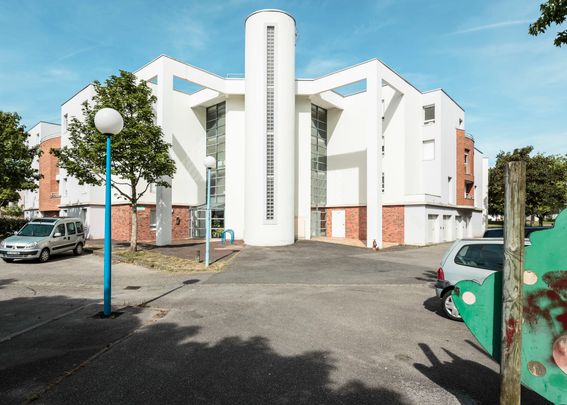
[203, 156, 216, 267]
[94, 108, 124, 317]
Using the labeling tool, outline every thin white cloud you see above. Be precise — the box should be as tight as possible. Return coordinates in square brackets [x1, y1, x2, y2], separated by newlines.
[453, 19, 531, 34]
[53, 44, 103, 63]
[45, 68, 79, 81]
[299, 57, 349, 78]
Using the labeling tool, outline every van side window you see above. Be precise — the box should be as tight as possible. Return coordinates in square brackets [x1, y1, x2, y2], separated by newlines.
[56, 224, 66, 236]
[454, 244, 504, 271]
[66, 222, 76, 235]
[76, 222, 84, 234]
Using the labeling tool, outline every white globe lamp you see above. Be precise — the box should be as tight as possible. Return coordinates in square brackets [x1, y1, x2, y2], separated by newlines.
[204, 155, 216, 169]
[95, 108, 124, 135]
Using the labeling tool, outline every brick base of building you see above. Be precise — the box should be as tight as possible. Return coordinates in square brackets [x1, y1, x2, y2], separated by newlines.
[111, 204, 190, 242]
[325, 205, 405, 245]
[326, 206, 367, 241]
[382, 205, 404, 244]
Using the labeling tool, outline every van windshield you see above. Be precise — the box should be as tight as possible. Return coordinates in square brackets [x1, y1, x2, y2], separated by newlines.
[18, 223, 54, 237]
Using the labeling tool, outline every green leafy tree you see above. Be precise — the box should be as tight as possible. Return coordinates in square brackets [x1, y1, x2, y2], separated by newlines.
[0, 111, 41, 210]
[489, 146, 567, 225]
[0, 204, 23, 218]
[52, 71, 176, 251]
[529, 0, 567, 46]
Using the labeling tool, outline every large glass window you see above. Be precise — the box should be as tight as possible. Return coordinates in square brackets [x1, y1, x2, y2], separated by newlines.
[192, 102, 226, 238]
[311, 104, 327, 236]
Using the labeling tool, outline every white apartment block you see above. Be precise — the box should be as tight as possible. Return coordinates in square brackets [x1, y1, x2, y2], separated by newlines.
[57, 9, 489, 247]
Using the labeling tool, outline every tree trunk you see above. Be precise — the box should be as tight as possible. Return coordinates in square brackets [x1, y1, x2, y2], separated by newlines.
[130, 204, 138, 252]
[538, 215, 544, 227]
[530, 214, 535, 226]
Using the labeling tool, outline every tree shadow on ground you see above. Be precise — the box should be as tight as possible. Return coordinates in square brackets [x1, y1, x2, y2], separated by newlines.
[413, 343, 549, 405]
[0, 294, 144, 404]
[1, 288, 411, 405]
[41, 320, 411, 404]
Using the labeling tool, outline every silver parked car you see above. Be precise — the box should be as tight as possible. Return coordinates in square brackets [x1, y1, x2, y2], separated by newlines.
[434, 238, 530, 321]
[0, 217, 85, 263]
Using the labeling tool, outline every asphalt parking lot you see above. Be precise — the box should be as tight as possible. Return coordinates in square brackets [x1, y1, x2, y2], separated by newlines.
[0, 242, 548, 404]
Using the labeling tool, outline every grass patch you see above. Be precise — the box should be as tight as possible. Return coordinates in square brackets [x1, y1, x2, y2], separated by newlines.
[115, 250, 227, 272]
[88, 245, 228, 272]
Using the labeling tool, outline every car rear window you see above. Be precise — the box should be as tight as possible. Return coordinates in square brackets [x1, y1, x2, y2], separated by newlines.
[483, 229, 503, 237]
[454, 244, 504, 271]
[76, 222, 84, 234]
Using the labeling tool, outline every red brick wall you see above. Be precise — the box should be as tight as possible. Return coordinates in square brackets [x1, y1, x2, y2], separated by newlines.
[382, 205, 404, 244]
[324, 205, 405, 245]
[38, 136, 60, 213]
[111, 204, 190, 242]
[326, 206, 367, 241]
[456, 129, 475, 206]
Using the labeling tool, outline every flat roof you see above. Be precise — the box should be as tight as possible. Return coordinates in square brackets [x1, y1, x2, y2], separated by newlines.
[245, 9, 296, 24]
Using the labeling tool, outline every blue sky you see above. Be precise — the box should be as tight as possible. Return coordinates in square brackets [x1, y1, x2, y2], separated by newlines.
[1, 0, 566, 163]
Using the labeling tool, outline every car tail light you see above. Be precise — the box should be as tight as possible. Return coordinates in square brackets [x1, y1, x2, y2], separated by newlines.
[437, 267, 445, 281]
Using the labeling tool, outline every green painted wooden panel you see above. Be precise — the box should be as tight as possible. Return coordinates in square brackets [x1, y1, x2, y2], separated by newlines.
[453, 208, 567, 404]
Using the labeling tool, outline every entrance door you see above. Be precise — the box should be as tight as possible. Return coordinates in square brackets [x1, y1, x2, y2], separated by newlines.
[428, 214, 438, 243]
[331, 210, 346, 238]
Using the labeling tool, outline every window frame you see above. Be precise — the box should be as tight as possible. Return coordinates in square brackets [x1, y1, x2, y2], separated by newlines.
[422, 139, 435, 161]
[150, 209, 157, 230]
[75, 222, 84, 235]
[66, 222, 76, 235]
[423, 105, 435, 124]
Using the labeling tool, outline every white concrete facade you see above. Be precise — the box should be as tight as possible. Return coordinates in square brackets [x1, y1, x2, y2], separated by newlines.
[55, 9, 488, 247]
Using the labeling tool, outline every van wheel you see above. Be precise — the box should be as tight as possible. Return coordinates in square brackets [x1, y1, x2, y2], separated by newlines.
[73, 243, 84, 256]
[38, 248, 50, 263]
[442, 291, 463, 321]
[2, 258, 14, 263]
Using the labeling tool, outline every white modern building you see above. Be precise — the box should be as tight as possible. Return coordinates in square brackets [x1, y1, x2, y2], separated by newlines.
[57, 9, 489, 247]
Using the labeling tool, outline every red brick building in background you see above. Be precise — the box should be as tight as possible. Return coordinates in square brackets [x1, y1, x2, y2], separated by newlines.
[38, 135, 61, 216]
[456, 128, 475, 207]
[22, 122, 62, 219]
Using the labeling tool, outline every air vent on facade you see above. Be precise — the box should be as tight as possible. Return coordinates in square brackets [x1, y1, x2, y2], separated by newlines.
[266, 26, 275, 221]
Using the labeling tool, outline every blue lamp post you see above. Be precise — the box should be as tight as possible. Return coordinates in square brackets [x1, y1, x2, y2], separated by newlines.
[203, 156, 216, 267]
[94, 108, 124, 317]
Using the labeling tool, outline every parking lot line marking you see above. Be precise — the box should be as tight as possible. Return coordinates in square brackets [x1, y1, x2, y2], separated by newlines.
[0, 302, 99, 344]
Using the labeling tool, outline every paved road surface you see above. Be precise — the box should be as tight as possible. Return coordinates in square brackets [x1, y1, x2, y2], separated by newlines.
[0, 242, 547, 404]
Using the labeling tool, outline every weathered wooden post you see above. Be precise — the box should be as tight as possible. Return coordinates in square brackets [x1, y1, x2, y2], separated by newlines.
[500, 161, 526, 405]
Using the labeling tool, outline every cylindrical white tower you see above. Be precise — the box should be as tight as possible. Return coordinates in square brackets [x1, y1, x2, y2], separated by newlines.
[244, 10, 296, 246]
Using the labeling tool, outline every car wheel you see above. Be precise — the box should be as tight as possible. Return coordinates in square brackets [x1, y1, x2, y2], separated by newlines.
[442, 290, 463, 321]
[73, 243, 84, 256]
[2, 258, 14, 263]
[38, 248, 50, 263]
